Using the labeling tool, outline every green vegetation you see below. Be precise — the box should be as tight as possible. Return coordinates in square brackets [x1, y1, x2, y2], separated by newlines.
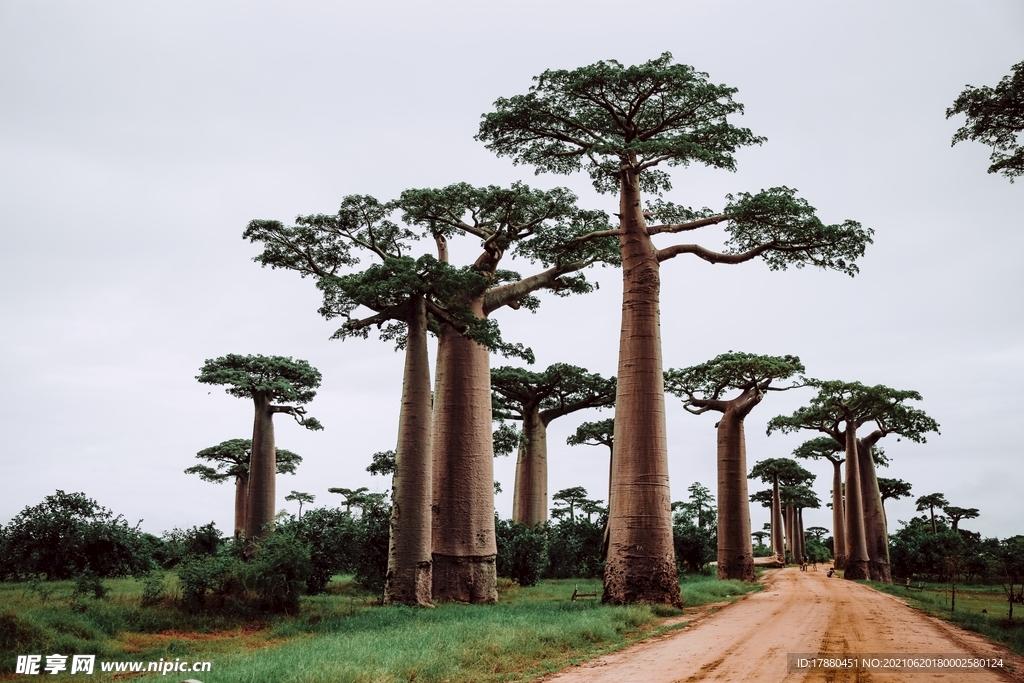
[0, 572, 761, 681]
[863, 581, 1024, 656]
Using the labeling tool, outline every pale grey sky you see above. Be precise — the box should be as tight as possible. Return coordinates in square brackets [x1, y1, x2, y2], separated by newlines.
[1, 1, 1021, 542]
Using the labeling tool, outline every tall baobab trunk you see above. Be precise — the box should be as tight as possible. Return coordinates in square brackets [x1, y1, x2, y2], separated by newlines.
[233, 473, 248, 541]
[830, 458, 846, 569]
[603, 167, 681, 607]
[796, 507, 806, 562]
[858, 438, 891, 582]
[385, 296, 434, 607]
[843, 425, 870, 579]
[771, 475, 785, 560]
[511, 406, 548, 527]
[785, 504, 796, 562]
[716, 410, 754, 580]
[431, 299, 497, 604]
[245, 392, 276, 549]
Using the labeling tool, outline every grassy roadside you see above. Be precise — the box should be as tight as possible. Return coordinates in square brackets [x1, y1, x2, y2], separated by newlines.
[861, 580, 1024, 656]
[1, 573, 761, 682]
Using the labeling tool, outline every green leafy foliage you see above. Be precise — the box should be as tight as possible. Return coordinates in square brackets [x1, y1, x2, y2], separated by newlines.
[665, 352, 803, 409]
[566, 418, 614, 452]
[768, 380, 940, 444]
[184, 439, 302, 482]
[0, 491, 152, 581]
[477, 52, 763, 194]
[196, 354, 322, 407]
[276, 508, 359, 594]
[491, 363, 615, 424]
[365, 449, 396, 476]
[947, 60, 1024, 181]
[718, 188, 871, 275]
[545, 518, 606, 579]
[672, 483, 717, 574]
[748, 458, 814, 487]
[878, 477, 913, 505]
[156, 522, 223, 568]
[494, 519, 549, 586]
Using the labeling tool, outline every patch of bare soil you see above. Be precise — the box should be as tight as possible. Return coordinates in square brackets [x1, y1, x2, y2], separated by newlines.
[538, 568, 1024, 682]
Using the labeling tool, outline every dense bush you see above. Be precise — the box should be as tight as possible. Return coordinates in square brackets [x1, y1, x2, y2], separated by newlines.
[546, 519, 604, 579]
[350, 502, 390, 594]
[155, 522, 223, 568]
[176, 532, 312, 615]
[495, 519, 549, 586]
[277, 508, 359, 594]
[673, 518, 716, 574]
[0, 491, 152, 580]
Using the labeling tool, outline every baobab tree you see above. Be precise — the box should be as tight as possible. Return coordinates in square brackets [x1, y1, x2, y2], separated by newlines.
[915, 493, 949, 534]
[477, 53, 872, 605]
[196, 354, 323, 550]
[185, 438, 302, 540]
[665, 352, 804, 580]
[942, 505, 980, 533]
[769, 381, 939, 581]
[285, 491, 314, 518]
[749, 458, 814, 562]
[751, 530, 770, 547]
[394, 183, 617, 603]
[806, 526, 829, 542]
[491, 363, 615, 526]
[792, 436, 846, 568]
[245, 189, 603, 605]
[877, 477, 913, 533]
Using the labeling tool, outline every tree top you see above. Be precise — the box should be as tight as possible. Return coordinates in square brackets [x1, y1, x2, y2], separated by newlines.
[877, 477, 913, 503]
[196, 354, 322, 410]
[767, 379, 939, 443]
[477, 52, 763, 195]
[748, 457, 814, 486]
[491, 363, 615, 422]
[665, 351, 804, 410]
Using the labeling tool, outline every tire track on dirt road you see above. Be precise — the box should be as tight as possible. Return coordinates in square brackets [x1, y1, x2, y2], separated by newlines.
[538, 568, 1024, 683]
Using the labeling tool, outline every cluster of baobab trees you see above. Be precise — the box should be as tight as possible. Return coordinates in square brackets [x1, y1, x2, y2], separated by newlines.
[206, 52, 894, 608]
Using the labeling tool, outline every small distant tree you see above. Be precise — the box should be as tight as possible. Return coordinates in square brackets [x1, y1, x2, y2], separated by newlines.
[942, 505, 980, 533]
[551, 487, 590, 522]
[185, 438, 302, 539]
[328, 487, 370, 514]
[807, 526, 829, 542]
[197, 354, 322, 551]
[285, 491, 315, 518]
[947, 60, 1024, 181]
[916, 493, 949, 535]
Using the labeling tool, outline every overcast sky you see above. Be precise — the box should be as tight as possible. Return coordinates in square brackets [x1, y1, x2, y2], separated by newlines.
[1, 1, 1021, 543]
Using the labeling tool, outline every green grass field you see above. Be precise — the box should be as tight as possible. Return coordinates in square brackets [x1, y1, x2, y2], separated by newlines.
[0, 573, 762, 682]
[863, 580, 1024, 657]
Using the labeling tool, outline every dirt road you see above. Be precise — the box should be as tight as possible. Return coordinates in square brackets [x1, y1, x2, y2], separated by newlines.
[542, 568, 1024, 682]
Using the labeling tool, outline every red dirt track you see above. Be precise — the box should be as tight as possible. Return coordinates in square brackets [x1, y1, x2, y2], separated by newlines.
[541, 568, 1024, 682]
